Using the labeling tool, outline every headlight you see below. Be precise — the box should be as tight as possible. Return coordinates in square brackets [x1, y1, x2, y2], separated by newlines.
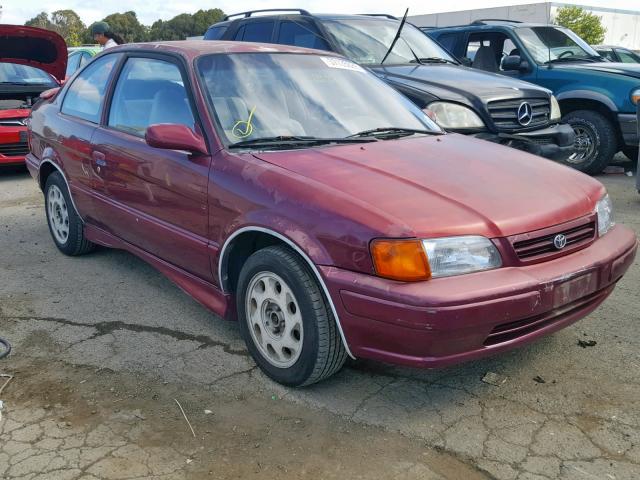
[424, 102, 485, 129]
[631, 88, 640, 105]
[422, 236, 502, 278]
[370, 236, 502, 282]
[550, 95, 561, 121]
[595, 194, 615, 236]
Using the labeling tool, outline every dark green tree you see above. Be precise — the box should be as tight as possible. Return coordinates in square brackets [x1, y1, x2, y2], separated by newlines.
[101, 11, 148, 42]
[554, 6, 606, 44]
[149, 9, 224, 40]
[26, 10, 85, 46]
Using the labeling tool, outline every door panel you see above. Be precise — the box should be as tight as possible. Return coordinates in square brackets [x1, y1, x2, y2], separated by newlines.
[90, 55, 212, 281]
[91, 128, 212, 279]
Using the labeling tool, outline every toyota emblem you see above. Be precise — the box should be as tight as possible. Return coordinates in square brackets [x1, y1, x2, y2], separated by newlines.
[553, 234, 567, 250]
[517, 102, 533, 126]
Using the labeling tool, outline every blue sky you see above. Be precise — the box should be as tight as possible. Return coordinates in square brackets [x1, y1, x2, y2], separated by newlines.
[3, 0, 639, 26]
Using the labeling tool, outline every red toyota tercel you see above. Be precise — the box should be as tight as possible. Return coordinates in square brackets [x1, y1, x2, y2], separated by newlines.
[24, 40, 637, 386]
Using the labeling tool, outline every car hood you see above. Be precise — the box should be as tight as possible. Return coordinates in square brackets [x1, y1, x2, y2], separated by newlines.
[372, 64, 550, 102]
[253, 134, 604, 239]
[552, 62, 640, 79]
[0, 25, 67, 81]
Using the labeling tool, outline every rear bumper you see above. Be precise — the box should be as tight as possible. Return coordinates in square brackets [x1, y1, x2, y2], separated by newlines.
[475, 123, 575, 161]
[321, 225, 637, 369]
[619, 113, 638, 147]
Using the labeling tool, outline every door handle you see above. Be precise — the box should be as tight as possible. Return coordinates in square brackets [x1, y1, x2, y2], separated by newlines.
[92, 151, 107, 167]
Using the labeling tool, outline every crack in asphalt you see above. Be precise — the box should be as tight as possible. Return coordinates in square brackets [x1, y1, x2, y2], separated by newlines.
[1, 314, 250, 358]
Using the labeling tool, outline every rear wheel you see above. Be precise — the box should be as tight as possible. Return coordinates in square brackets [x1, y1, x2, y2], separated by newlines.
[44, 172, 94, 256]
[236, 245, 347, 386]
[562, 110, 617, 174]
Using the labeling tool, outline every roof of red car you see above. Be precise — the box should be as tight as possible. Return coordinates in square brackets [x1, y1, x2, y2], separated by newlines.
[108, 40, 339, 59]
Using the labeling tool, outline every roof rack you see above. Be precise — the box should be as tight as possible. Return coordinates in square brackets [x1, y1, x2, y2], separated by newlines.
[360, 14, 399, 20]
[223, 9, 311, 21]
[471, 19, 523, 25]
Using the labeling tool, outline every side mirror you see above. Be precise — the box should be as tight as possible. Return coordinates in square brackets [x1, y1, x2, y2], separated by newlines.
[459, 56, 473, 67]
[502, 55, 529, 72]
[145, 124, 207, 155]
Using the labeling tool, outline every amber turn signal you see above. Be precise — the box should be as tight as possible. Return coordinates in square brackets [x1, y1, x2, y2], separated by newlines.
[370, 239, 432, 282]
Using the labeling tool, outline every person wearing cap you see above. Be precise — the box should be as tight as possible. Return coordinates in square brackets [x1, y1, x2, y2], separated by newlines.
[90, 22, 125, 50]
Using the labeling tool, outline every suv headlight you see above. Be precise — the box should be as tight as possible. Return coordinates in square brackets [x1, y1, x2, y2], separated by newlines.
[550, 95, 561, 121]
[631, 88, 640, 105]
[370, 236, 502, 281]
[424, 102, 485, 129]
[595, 194, 615, 236]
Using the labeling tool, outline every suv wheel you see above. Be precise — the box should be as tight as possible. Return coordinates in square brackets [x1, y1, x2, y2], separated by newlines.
[44, 172, 95, 256]
[562, 110, 617, 174]
[236, 245, 347, 386]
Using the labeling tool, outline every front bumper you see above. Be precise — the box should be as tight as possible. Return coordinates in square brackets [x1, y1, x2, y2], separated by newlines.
[320, 225, 637, 369]
[618, 113, 639, 147]
[474, 123, 575, 161]
[0, 127, 28, 165]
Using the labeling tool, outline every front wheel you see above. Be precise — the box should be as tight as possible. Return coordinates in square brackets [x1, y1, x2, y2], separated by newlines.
[561, 110, 617, 175]
[236, 246, 347, 386]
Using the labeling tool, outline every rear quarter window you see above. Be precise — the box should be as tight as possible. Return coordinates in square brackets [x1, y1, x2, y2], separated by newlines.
[204, 25, 228, 40]
[61, 54, 121, 123]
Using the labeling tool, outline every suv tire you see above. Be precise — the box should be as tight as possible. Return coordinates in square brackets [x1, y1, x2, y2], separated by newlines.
[562, 110, 617, 174]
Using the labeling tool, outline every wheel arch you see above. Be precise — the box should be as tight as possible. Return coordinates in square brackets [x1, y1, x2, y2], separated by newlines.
[38, 159, 84, 223]
[218, 226, 355, 359]
[556, 90, 618, 122]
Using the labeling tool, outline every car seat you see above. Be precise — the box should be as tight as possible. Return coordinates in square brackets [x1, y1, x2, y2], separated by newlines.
[472, 46, 499, 72]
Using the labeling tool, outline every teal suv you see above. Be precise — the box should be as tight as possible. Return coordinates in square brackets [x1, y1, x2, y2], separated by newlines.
[427, 21, 640, 174]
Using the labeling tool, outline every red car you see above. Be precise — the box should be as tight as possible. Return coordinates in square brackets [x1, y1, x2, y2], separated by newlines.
[22, 38, 637, 386]
[0, 26, 65, 166]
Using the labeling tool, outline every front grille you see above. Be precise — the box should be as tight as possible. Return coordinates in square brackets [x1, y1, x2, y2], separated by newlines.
[484, 285, 610, 346]
[488, 98, 550, 130]
[0, 141, 29, 157]
[0, 119, 26, 127]
[510, 218, 596, 262]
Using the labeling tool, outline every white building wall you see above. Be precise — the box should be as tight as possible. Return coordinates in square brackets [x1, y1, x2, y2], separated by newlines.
[410, 2, 640, 50]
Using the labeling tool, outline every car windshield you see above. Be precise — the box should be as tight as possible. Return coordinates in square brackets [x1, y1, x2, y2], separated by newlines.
[196, 53, 440, 146]
[322, 18, 457, 65]
[0, 63, 56, 85]
[514, 27, 601, 64]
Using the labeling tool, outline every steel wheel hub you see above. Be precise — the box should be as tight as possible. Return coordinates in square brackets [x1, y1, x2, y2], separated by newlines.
[568, 125, 597, 164]
[47, 185, 69, 244]
[246, 272, 303, 369]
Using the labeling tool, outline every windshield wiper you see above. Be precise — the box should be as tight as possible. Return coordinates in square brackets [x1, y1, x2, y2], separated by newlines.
[410, 57, 458, 65]
[228, 135, 375, 149]
[346, 127, 441, 139]
[381, 8, 409, 65]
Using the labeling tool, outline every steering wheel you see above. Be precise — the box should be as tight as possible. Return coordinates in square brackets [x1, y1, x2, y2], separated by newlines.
[558, 50, 575, 59]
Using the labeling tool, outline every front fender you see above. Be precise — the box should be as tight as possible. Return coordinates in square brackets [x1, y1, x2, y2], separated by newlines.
[555, 89, 618, 112]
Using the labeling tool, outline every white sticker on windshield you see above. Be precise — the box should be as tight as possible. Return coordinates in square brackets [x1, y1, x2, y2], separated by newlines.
[320, 56, 365, 72]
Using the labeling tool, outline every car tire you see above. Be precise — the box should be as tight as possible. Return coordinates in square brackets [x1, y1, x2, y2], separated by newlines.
[236, 245, 347, 386]
[622, 146, 638, 165]
[562, 110, 617, 175]
[44, 172, 95, 256]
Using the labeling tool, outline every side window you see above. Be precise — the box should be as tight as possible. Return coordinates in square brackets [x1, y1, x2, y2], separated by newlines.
[598, 50, 616, 61]
[61, 54, 120, 123]
[204, 25, 228, 40]
[233, 25, 246, 40]
[617, 49, 638, 63]
[436, 33, 462, 56]
[108, 57, 195, 137]
[79, 52, 92, 68]
[277, 21, 329, 50]
[466, 40, 481, 61]
[239, 21, 275, 42]
[65, 53, 81, 77]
